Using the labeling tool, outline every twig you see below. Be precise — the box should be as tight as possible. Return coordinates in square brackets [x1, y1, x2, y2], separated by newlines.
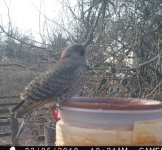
[0, 25, 49, 50]
[31, 1, 77, 42]
[114, 55, 159, 73]
[109, 73, 127, 96]
[145, 81, 162, 98]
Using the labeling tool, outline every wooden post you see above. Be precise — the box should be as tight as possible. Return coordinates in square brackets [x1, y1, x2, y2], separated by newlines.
[10, 112, 19, 146]
[44, 124, 55, 146]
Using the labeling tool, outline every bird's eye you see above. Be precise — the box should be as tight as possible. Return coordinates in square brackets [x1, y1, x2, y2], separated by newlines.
[79, 48, 85, 56]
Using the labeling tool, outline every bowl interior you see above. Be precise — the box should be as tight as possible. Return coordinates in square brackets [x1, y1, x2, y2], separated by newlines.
[62, 97, 162, 110]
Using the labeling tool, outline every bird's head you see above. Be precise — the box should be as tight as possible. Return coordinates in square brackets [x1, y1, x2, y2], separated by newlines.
[59, 34, 93, 64]
[59, 44, 87, 64]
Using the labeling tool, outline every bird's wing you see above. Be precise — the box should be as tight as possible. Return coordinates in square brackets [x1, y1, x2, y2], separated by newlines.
[60, 65, 90, 99]
[13, 62, 81, 117]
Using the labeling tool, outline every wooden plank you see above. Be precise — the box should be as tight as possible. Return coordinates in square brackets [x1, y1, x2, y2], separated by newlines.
[0, 122, 10, 125]
[0, 118, 10, 122]
[0, 118, 10, 125]
[44, 125, 55, 146]
[0, 108, 10, 113]
[0, 133, 11, 137]
[0, 116, 9, 119]
[0, 103, 18, 106]
[38, 135, 45, 140]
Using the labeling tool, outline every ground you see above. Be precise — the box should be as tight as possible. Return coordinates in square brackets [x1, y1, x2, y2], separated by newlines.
[0, 108, 56, 146]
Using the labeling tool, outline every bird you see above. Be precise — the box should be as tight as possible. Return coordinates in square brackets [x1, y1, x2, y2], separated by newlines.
[12, 44, 89, 117]
[10, 36, 93, 145]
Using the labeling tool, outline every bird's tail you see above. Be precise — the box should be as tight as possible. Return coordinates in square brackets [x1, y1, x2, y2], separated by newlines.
[12, 100, 48, 118]
[12, 100, 25, 113]
[10, 100, 48, 145]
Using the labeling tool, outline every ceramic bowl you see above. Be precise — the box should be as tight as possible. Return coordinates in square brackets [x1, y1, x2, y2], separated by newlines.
[59, 97, 162, 130]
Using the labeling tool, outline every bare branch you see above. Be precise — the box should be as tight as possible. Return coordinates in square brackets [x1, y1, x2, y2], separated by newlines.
[145, 81, 162, 98]
[31, 1, 77, 42]
[0, 25, 50, 49]
[116, 55, 159, 73]
[109, 73, 127, 96]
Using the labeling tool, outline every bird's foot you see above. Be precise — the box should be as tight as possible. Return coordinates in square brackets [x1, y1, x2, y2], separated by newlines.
[50, 104, 61, 121]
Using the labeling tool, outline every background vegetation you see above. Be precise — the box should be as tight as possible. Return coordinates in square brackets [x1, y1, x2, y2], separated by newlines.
[1, 0, 162, 101]
[0, 0, 162, 145]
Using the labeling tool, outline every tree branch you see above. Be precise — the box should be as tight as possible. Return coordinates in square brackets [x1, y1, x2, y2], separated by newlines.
[0, 25, 49, 50]
[113, 55, 159, 73]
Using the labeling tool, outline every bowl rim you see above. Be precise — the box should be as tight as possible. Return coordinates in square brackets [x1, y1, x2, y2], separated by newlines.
[60, 106, 162, 113]
[62, 97, 162, 110]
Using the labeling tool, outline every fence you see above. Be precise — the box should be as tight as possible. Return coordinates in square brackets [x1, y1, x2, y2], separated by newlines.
[0, 100, 17, 139]
[0, 99, 55, 146]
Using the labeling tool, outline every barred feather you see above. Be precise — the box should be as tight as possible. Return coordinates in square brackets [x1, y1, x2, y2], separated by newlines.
[13, 61, 89, 117]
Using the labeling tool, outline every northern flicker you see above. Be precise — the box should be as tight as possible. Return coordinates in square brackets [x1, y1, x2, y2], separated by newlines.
[12, 44, 89, 117]
[11, 36, 93, 144]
